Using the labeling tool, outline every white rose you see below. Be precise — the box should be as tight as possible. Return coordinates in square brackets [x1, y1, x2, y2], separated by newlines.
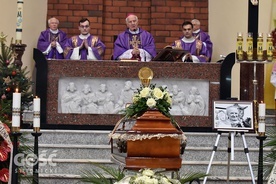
[142, 169, 155, 177]
[167, 96, 172, 106]
[164, 91, 171, 98]
[139, 87, 151, 98]
[146, 98, 156, 108]
[153, 87, 164, 99]
[132, 95, 140, 103]
[149, 178, 158, 184]
[135, 175, 150, 183]
[163, 91, 171, 103]
[142, 177, 157, 184]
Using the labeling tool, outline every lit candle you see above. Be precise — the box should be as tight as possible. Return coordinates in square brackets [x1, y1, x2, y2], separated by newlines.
[12, 89, 21, 127]
[15, 0, 24, 43]
[258, 102, 266, 117]
[33, 97, 41, 129]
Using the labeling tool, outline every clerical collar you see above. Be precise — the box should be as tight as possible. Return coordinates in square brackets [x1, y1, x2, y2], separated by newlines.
[50, 29, 59, 34]
[79, 34, 90, 39]
[129, 28, 139, 34]
[193, 29, 200, 34]
[182, 37, 195, 43]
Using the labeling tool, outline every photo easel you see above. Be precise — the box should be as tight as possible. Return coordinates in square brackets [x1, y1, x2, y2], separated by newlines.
[202, 130, 255, 184]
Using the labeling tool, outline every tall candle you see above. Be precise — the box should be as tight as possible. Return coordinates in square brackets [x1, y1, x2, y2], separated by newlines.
[258, 122, 265, 133]
[15, 0, 24, 42]
[12, 89, 21, 127]
[258, 102, 266, 117]
[33, 97, 40, 128]
[258, 102, 266, 135]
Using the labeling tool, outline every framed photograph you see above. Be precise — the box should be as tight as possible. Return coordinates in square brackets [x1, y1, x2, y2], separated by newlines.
[213, 100, 254, 131]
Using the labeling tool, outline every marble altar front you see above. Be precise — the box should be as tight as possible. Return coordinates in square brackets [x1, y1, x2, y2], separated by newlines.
[36, 60, 221, 128]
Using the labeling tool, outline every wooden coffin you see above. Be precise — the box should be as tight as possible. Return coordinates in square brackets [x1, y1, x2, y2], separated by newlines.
[125, 110, 183, 170]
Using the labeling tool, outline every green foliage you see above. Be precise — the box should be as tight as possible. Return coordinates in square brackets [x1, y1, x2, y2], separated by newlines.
[79, 164, 125, 183]
[178, 171, 208, 183]
[80, 164, 208, 184]
[0, 32, 33, 183]
[0, 32, 33, 122]
[263, 126, 276, 179]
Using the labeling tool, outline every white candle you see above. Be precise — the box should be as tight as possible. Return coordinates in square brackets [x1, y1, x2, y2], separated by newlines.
[33, 97, 40, 128]
[258, 122, 265, 133]
[258, 102, 266, 117]
[12, 89, 21, 127]
[15, 0, 24, 41]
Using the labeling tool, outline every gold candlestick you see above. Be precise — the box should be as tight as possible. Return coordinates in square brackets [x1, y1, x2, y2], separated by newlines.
[11, 126, 20, 133]
[33, 127, 40, 132]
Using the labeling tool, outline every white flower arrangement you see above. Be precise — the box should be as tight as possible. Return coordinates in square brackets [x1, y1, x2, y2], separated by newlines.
[124, 84, 172, 119]
[114, 169, 181, 184]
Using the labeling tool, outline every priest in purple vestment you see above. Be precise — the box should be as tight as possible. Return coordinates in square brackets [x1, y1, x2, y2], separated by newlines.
[191, 19, 213, 62]
[37, 17, 67, 59]
[64, 18, 106, 60]
[172, 21, 209, 63]
[113, 14, 156, 62]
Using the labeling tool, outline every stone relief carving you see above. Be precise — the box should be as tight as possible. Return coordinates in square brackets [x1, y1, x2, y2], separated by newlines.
[58, 78, 209, 116]
[61, 82, 82, 113]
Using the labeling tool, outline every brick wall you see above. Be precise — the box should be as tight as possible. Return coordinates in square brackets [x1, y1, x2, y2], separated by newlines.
[47, 0, 208, 60]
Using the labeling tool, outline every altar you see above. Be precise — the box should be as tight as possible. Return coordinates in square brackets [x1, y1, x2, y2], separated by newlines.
[33, 50, 264, 129]
[35, 56, 221, 129]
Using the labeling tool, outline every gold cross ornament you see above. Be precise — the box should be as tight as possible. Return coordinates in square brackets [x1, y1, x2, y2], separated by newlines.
[129, 35, 141, 49]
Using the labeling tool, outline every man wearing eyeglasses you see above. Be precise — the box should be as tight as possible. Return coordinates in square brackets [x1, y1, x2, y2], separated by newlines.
[171, 21, 209, 63]
[64, 18, 106, 60]
[191, 19, 213, 62]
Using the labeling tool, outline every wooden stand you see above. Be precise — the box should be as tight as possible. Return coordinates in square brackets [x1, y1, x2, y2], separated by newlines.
[125, 110, 183, 170]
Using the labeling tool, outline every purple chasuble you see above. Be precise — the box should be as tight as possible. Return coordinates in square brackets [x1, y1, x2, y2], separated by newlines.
[113, 28, 156, 60]
[64, 35, 106, 60]
[193, 30, 213, 61]
[37, 29, 67, 59]
[172, 39, 208, 63]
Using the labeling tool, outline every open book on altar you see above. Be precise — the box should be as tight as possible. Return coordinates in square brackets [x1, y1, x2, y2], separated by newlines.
[151, 46, 188, 62]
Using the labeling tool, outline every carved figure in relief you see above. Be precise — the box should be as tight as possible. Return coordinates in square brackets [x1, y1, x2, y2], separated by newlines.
[103, 93, 115, 114]
[80, 84, 98, 114]
[95, 83, 114, 114]
[61, 82, 81, 113]
[189, 86, 205, 115]
[171, 85, 186, 115]
[114, 81, 136, 113]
